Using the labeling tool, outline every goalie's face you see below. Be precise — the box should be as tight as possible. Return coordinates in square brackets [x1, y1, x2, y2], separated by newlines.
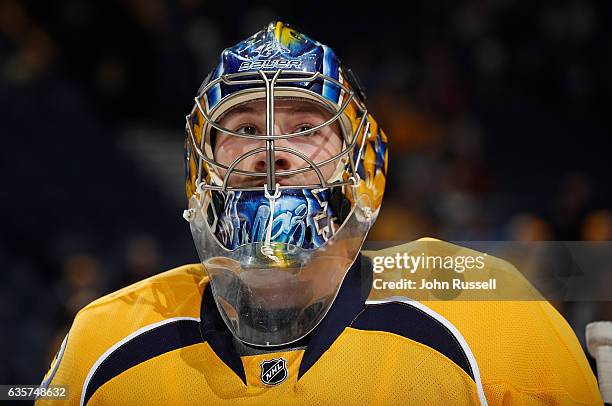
[213, 99, 343, 187]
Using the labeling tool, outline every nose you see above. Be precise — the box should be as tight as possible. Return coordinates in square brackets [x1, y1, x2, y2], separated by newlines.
[252, 124, 299, 174]
[252, 148, 295, 173]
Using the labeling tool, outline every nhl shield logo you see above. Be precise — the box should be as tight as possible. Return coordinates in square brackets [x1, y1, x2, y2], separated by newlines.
[260, 358, 288, 386]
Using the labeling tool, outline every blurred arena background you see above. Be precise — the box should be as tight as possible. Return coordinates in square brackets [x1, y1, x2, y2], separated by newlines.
[1, 0, 611, 384]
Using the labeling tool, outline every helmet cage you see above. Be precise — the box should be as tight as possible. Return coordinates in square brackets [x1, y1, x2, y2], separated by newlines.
[185, 69, 370, 194]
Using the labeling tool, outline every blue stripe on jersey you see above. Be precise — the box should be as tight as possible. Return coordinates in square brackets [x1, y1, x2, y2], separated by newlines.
[350, 302, 475, 381]
[83, 319, 202, 405]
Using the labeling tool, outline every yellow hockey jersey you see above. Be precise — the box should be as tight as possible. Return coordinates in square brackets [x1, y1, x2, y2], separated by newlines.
[38, 239, 602, 405]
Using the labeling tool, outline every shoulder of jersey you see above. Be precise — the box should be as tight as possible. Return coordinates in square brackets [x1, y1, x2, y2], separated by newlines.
[78, 264, 208, 316]
[67, 263, 207, 352]
[36, 264, 208, 405]
[358, 237, 602, 405]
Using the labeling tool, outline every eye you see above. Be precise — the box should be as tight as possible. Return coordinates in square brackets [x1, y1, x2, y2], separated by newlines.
[236, 125, 258, 135]
[296, 124, 319, 136]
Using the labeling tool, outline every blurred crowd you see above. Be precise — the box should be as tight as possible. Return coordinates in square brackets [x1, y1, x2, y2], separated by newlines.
[1, 0, 611, 384]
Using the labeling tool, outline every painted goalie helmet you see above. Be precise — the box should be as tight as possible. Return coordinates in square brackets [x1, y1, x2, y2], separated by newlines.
[184, 21, 387, 346]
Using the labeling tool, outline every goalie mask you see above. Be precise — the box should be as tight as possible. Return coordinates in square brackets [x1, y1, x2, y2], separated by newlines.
[183, 21, 388, 346]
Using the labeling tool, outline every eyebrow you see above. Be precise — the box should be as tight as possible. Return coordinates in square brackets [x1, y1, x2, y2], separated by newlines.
[277, 103, 328, 114]
[225, 103, 327, 116]
[227, 105, 257, 115]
